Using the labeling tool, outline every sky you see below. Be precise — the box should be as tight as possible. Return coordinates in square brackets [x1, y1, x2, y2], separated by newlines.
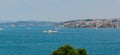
[0, 0, 120, 22]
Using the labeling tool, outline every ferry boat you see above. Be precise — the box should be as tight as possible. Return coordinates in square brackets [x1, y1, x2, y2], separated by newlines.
[43, 30, 58, 33]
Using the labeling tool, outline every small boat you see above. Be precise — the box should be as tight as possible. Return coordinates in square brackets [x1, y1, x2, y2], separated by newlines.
[0, 28, 4, 31]
[43, 30, 58, 33]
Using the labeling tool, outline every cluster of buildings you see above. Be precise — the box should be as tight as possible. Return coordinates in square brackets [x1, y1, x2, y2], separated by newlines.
[61, 19, 120, 28]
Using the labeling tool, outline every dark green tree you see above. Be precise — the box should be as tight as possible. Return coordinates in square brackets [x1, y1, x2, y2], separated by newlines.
[77, 48, 87, 55]
[51, 45, 87, 55]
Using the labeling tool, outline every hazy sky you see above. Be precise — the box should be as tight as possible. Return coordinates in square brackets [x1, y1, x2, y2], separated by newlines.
[0, 0, 120, 22]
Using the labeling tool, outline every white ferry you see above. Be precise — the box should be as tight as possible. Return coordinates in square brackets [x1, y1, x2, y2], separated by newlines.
[43, 30, 58, 33]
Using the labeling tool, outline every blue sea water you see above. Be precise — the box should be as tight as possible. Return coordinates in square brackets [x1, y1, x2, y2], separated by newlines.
[0, 26, 120, 55]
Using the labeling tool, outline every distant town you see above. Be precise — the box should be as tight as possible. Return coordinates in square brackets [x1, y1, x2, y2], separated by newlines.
[1, 18, 120, 28]
[59, 18, 120, 28]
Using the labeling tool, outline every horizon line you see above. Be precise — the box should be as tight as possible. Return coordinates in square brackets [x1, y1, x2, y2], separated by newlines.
[0, 18, 120, 22]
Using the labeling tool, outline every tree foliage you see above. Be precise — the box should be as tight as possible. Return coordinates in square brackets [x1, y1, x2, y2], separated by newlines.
[51, 45, 87, 55]
[77, 48, 87, 55]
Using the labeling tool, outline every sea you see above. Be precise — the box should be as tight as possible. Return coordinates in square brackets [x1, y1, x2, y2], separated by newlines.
[0, 26, 120, 55]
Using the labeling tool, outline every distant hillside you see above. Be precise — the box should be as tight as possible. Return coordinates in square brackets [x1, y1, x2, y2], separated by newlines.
[0, 21, 58, 26]
[59, 19, 120, 28]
